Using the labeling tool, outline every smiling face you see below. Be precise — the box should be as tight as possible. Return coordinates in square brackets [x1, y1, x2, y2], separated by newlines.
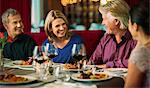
[4, 14, 24, 38]
[51, 18, 68, 38]
[101, 12, 119, 34]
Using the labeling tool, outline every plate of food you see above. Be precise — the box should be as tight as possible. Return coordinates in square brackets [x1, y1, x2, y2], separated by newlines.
[11, 60, 33, 68]
[0, 74, 37, 85]
[71, 71, 112, 82]
[62, 64, 83, 71]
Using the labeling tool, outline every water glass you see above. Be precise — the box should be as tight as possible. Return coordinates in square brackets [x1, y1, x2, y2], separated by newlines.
[53, 64, 62, 78]
[52, 64, 70, 81]
[62, 71, 70, 82]
[33, 60, 52, 80]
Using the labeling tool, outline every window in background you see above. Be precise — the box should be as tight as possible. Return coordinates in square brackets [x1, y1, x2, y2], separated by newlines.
[31, 0, 44, 33]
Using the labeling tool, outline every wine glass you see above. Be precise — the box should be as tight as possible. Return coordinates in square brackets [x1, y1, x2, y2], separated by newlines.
[46, 43, 58, 59]
[72, 44, 87, 72]
[72, 44, 86, 61]
[33, 46, 48, 63]
[33, 45, 52, 80]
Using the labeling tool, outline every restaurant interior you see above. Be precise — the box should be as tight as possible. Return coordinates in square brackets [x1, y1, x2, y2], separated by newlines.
[0, 0, 149, 88]
[0, 0, 147, 57]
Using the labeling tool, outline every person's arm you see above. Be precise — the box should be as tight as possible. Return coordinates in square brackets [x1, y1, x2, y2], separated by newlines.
[88, 42, 103, 65]
[88, 34, 111, 65]
[105, 61, 115, 68]
[26, 37, 37, 58]
[124, 61, 144, 88]
[105, 59, 128, 68]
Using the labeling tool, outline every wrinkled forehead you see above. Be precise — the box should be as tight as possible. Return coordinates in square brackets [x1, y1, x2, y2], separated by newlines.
[7, 14, 22, 22]
[100, 11, 115, 19]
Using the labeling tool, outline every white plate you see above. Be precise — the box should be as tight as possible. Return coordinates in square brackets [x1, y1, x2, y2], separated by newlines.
[63, 68, 83, 71]
[106, 68, 128, 74]
[17, 67, 34, 71]
[16, 64, 32, 68]
[13, 60, 32, 68]
[7, 60, 33, 68]
[105, 68, 128, 77]
[71, 73, 113, 82]
[0, 75, 37, 85]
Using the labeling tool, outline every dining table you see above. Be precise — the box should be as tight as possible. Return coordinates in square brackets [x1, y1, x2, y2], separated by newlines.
[0, 59, 126, 88]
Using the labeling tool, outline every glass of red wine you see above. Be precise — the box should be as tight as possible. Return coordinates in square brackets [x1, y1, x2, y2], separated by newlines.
[72, 44, 87, 72]
[46, 43, 58, 59]
[32, 46, 52, 80]
[33, 46, 48, 63]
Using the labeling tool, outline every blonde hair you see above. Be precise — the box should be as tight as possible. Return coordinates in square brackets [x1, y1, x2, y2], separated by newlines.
[44, 10, 72, 43]
[99, 0, 130, 30]
[2, 8, 20, 24]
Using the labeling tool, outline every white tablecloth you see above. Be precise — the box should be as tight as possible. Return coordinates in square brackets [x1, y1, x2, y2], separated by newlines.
[37, 80, 97, 88]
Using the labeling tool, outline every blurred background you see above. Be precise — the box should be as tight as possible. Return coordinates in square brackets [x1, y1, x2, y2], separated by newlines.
[0, 0, 149, 33]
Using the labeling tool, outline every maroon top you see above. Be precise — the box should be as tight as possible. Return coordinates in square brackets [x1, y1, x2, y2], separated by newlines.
[89, 30, 137, 68]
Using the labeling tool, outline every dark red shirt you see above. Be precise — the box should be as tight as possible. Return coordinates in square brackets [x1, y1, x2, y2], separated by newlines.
[89, 30, 137, 68]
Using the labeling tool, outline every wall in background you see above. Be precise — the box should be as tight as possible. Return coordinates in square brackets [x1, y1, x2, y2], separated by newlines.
[0, 0, 31, 32]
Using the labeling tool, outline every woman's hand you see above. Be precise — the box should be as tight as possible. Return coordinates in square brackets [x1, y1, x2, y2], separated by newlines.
[97, 64, 106, 68]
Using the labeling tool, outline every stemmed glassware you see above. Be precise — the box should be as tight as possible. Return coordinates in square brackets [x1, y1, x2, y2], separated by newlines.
[46, 43, 58, 59]
[32, 45, 52, 80]
[72, 44, 87, 72]
[33, 46, 47, 63]
[72, 44, 86, 61]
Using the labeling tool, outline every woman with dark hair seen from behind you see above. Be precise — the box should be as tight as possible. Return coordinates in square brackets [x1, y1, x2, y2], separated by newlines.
[125, 2, 150, 88]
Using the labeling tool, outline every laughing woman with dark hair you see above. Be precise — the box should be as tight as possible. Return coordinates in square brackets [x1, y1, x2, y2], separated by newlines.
[125, 2, 150, 88]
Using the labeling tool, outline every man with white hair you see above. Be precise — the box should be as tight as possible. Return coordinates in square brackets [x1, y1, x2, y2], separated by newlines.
[88, 0, 137, 68]
[1, 8, 37, 60]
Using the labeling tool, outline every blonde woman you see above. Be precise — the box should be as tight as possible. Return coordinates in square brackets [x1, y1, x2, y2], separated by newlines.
[43, 10, 86, 63]
[88, 0, 137, 68]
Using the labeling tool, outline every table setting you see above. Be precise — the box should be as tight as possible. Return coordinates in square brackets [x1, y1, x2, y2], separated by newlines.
[0, 45, 126, 88]
[4, 59, 34, 70]
[1, 59, 126, 88]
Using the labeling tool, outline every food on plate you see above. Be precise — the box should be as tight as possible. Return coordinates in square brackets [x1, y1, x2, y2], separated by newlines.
[90, 73, 108, 79]
[63, 64, 78, 69]
[77, 71, 108, 79]
[13, 60, 32, 65]
[22, 61, 31, 65]
[0, 74, 28, 83]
